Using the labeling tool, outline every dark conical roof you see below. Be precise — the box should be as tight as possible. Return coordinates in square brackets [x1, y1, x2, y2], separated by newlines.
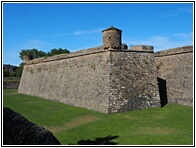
[102, 25, 122, 32]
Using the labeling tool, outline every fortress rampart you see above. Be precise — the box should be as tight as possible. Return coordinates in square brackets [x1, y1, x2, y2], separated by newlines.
[18, 26, 193, 113]
[19, 49, 110, 113]
[19, 48, 160, 113]
[154, 46, 193, 106]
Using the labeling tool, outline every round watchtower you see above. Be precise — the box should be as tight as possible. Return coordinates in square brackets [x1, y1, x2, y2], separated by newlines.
[102, 25, 122, 50]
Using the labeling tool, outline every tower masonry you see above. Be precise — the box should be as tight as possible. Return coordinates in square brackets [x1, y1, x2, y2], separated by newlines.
[102, 25, 122, 50]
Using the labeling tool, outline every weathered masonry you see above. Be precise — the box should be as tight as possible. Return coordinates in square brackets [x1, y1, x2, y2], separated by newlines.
[18, 26, 193, 113]
[154, 46, 193, 107]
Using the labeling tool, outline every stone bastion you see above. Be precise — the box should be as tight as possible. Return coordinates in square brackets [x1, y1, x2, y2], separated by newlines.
[18, 26, 193, 113]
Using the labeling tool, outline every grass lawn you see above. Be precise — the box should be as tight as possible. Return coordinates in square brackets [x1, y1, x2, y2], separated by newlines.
[3, 89, 193, 145]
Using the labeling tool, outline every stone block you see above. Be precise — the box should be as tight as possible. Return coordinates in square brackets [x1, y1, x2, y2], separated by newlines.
[131, 45, 154, 52]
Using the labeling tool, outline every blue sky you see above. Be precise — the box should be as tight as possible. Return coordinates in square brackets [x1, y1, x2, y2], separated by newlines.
[3, 2, 193, 66]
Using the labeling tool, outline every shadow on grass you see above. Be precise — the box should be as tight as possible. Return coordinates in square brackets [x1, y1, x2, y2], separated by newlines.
[69, 135, 119, 145]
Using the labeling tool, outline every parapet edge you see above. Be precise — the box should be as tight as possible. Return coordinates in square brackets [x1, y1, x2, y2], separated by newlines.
[25, 46, 155, 65]
[25, 46, 105, 65]
[154, 46, 193, 57]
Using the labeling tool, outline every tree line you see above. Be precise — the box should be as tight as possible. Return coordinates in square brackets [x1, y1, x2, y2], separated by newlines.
[4, 48, 70, 77]
[19, 48, 70, 61]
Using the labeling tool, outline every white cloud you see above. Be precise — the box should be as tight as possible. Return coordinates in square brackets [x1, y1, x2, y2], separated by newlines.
[160, 6, 193, 17]
[73, 28, 104, 35]
[123, 32, 193, 51]
[44, 28, 105, 38]
[170, 32, 193, 39]
[20, 39, 51, 50]
[10, 63, 20, 67]
[177, 7, 193, 14]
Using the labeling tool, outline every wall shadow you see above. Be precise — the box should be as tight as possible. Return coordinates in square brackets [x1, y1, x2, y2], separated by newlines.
[69, 135, 119, 145]
[157, 77, 168, 107]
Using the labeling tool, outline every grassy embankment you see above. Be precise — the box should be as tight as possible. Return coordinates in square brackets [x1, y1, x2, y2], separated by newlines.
[3, 89, 193, 145]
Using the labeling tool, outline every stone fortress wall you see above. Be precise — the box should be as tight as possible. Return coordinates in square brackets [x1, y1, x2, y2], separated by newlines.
[19, 48, 111, 113]
[154, 46, 193, 106]
[18, 26, 193, 113]
[108, 49, 160, 113]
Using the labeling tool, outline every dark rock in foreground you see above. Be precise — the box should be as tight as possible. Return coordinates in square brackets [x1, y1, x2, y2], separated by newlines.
[3, 107, 61, 145]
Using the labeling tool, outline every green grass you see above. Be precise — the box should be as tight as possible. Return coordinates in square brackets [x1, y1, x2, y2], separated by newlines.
[3, 89, 193, 145]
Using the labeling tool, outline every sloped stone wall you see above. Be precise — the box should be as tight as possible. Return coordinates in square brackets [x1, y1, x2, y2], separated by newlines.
[19, 49, 110, 113]
[19, 46, 162, 114]
[108, 51, 160, 113]
[3, 107, 61, 145]
[154, 46, 193, 106]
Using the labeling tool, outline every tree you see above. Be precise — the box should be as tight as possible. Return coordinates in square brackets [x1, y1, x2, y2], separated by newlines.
[15, 66, 23, 77]
[10, 71, 17, 77]
[31, 49, 48, 59]
[19, 49, 31, 61]
[47, 48, 70, 56]
[3, 70, 10, 77]
[19, 48, 70, 61]
[19, 49, 47, 61]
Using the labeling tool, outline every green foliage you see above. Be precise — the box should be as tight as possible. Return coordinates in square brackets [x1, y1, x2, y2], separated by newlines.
[10, 71, 17, 77]
[3, 63, 23, 77]
[3, 89, 193, 145]
[3, 70, 10, 77]
[19, 48, 48, 61]
[15, 67, 23, 77]
[19, 49, 31, 61]
[5, 64, 23, 78]
[47, 48, 70, 56]
[19, 62, 24, 67]
[19, 48, 70, 61]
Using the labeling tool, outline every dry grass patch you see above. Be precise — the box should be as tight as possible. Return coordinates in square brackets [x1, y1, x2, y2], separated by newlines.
[122, 114, 139, 120]
[46, 114, 100, 133]
[23, 101, 43, 104]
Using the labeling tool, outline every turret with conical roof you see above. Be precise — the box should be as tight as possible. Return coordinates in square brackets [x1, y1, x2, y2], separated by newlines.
[102, 25, 122, 50]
